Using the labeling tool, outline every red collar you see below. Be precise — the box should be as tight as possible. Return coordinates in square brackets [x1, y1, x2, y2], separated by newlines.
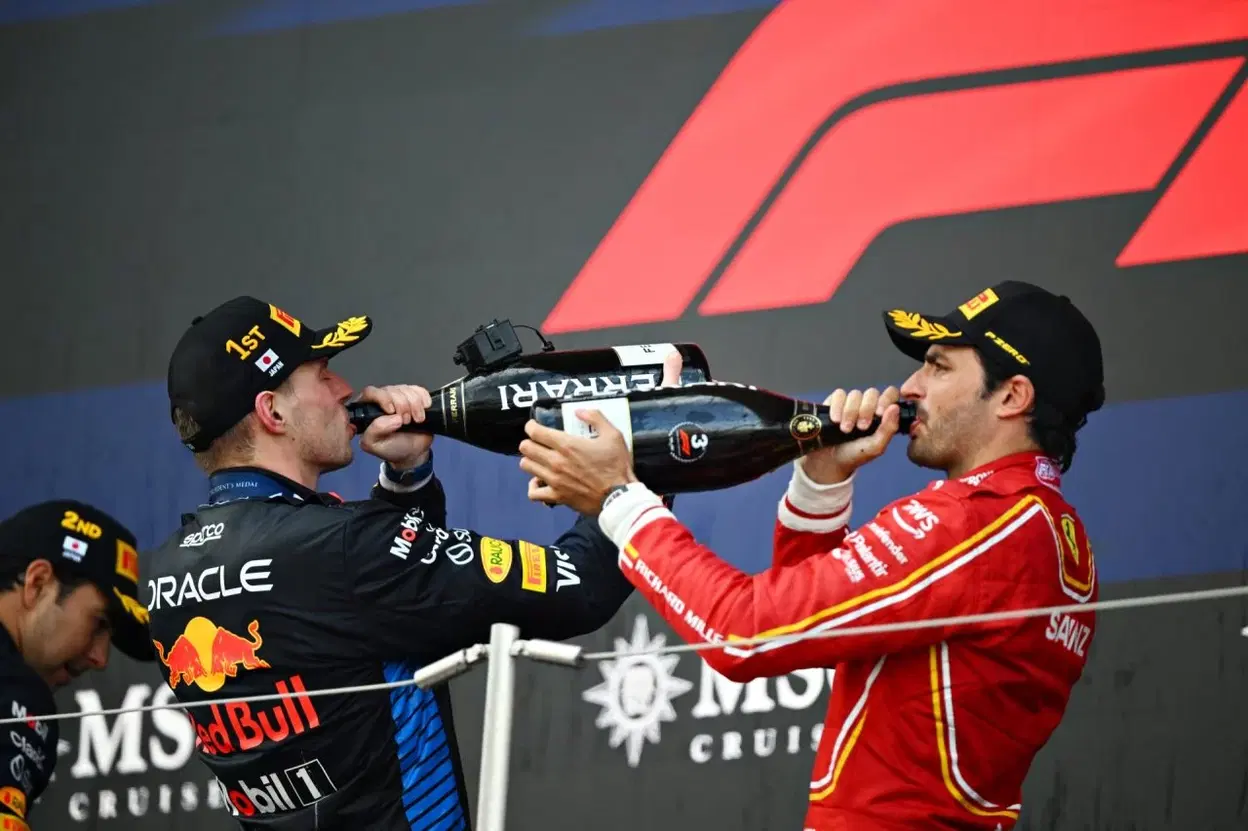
[956, 451, 1061, 491]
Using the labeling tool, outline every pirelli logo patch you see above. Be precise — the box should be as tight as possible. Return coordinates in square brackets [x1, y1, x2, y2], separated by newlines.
[269, 303, 302, 336]
[958, 288, 999, 319]
[115, 539, 139, 583]
[519, 541, 547, 593]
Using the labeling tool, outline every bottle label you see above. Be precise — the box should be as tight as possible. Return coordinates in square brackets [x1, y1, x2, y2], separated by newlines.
[559, 398, 634, 451]
[498, 373, 659, 411]
[667, 422, 710, 463]
[611, 343, 676, 367]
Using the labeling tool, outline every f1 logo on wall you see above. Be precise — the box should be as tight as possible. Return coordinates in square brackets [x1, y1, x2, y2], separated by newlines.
[543, 0, 1248, 333]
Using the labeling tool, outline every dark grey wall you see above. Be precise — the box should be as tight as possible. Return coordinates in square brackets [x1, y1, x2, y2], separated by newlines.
[3, 4, 1247, 404]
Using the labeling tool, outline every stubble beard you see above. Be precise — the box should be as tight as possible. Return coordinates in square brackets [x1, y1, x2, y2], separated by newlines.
[905, 401, 982, 475]
[292, 407, 354, 474]
[906, 432, 950, 472]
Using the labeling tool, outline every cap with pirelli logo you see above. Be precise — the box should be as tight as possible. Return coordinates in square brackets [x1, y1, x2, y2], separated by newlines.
[882, 280, 1105, 424]
[167, 296, 373, 452]
[0, 500, 153, 662]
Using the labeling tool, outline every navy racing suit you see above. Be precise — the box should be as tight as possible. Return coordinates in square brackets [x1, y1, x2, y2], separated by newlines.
[0, 625, 57, 831]
[141, 457, 632, 830]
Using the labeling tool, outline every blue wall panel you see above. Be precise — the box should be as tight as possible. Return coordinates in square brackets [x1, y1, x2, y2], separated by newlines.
[2, 383, 1243, 584]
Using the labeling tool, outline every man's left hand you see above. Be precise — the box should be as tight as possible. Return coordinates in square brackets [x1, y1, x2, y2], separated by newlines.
[519, 350, 683, 515]
[518, 412, 637, 515]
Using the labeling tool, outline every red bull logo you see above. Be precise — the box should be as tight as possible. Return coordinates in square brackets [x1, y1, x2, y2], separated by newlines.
[191, 675, 322, 756]
[153, 617, 271, 692]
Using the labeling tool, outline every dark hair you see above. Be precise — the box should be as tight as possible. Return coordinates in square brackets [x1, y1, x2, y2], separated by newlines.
[975, 347, 1085, 473]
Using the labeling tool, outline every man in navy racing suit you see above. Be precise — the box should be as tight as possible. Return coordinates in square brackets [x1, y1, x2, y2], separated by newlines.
[0, 500, 155, 830]
[143, 296, 663, 829]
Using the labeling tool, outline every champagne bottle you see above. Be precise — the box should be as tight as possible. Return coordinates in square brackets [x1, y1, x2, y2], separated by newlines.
[346, 343, 712, 456]
[528, 381, 918, 494]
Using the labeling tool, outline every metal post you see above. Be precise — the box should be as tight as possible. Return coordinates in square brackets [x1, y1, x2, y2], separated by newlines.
[411, 644, 488, 688]
[476, 623, 519, 831]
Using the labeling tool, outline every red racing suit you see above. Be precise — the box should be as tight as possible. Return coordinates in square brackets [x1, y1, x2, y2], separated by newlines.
[599, 451, 1097, 831]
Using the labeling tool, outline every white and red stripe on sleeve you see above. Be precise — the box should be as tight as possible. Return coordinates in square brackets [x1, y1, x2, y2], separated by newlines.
[777, 460, 853, 532]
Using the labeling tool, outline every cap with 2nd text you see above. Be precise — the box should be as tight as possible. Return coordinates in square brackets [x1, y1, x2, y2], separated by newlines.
[0, 500, 153, 662]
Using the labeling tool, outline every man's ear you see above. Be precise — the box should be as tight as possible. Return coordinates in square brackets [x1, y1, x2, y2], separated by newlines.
[252, 390, 286, 435]
[995, 374, 1036, 420]
[20, 560, 55, 608]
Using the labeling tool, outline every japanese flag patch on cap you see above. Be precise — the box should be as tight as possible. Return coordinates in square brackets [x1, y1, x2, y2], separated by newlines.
[62, 535, 88, 562]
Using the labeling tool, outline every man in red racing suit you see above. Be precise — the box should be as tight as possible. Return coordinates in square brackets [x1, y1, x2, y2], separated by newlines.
[601, 448, 1094, 830]
[518, 280, 1106, 830]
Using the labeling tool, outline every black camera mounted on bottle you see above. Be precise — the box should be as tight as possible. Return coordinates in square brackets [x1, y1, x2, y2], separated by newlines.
[346, 318, 558, 434]
[452, 319, 555, 375]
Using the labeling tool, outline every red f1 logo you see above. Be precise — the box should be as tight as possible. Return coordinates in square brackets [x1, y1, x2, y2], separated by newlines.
[542, 0, 1248, 333]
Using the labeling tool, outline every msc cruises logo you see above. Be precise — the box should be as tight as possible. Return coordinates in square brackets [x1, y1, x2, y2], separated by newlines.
[582, 615, 834, 769]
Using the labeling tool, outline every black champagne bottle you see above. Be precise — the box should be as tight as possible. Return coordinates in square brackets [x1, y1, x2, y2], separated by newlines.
[346, 343, 712, 456]
[528, 381, 917, 494]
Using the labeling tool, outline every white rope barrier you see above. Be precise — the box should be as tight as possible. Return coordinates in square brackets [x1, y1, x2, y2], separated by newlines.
[582, 582, 1248, 660]
[0, 645, 492, 726]
[0, 583, 1242, 728]
[2, 581, 1243, 831]
[1, 674, 424, 726]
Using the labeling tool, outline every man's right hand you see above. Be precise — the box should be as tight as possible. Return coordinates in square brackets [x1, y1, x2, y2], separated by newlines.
[801, 386, 903, 485]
